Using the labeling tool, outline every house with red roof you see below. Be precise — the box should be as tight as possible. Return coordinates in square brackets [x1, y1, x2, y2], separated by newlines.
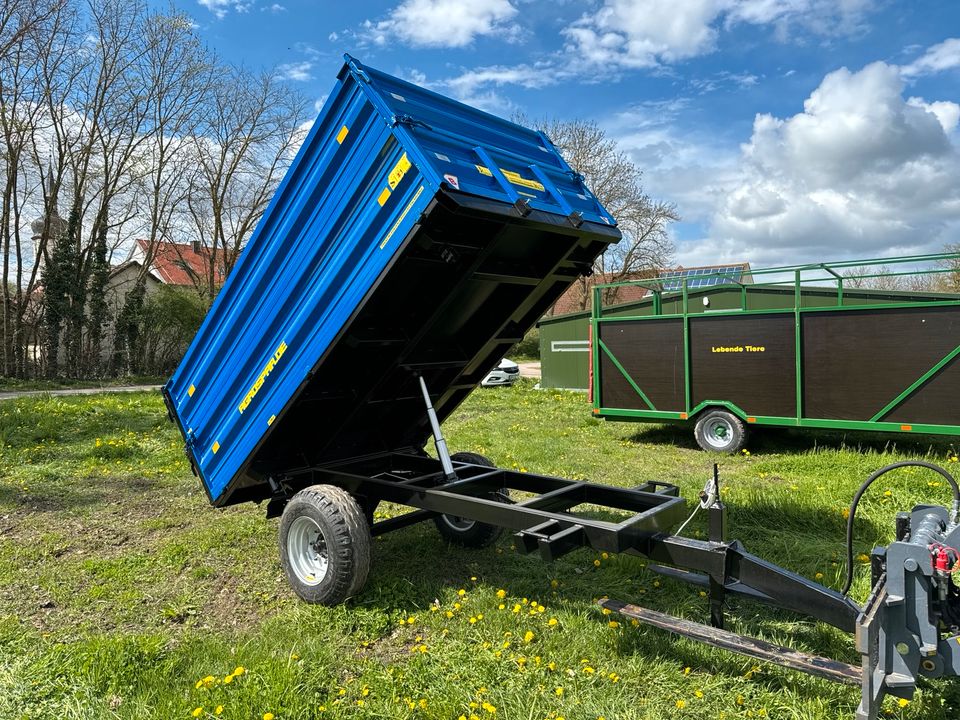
[136, 239, 228, 288]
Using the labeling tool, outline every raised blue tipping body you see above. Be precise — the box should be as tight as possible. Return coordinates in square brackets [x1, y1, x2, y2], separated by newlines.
[165, 55, 620, 506]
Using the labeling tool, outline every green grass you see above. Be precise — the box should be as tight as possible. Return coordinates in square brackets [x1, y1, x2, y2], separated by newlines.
[2, 383, 960, 719]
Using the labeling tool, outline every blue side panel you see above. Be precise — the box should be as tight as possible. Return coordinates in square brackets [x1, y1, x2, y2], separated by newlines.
[165, 56, 621, 506]
[166, 64, 435, 503]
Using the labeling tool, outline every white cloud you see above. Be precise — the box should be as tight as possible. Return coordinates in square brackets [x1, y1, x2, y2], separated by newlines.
[707, 61, 960, 264]
[197, 0, 251, 18]
[363, 0, 519, 48]
[564, 0, 878, 70]
[278, 61, 314, 82]
[900, 37, 960, 78]
[264, 3, 286, 12]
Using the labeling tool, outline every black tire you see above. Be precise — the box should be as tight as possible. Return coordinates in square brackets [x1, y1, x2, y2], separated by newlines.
[434, 452, 506, 548]
[694, 409, 747, 453]
[278, 484, 371, 605]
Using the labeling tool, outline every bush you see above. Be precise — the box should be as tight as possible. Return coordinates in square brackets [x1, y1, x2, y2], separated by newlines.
[510, 328, 540, 361]
[137, 286, 208, 376]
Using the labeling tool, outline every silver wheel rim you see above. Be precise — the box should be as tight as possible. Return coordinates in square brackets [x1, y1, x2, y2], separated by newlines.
[704, 417, 734, 450]
[287, 516, 329, 586]
[441, 514, 476, 532]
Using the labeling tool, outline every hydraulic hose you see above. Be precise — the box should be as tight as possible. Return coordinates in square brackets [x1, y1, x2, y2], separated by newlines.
[841, 460, 960, 597]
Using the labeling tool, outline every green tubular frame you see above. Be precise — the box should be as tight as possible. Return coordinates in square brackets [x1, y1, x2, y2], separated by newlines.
[590, 252, 960, 437]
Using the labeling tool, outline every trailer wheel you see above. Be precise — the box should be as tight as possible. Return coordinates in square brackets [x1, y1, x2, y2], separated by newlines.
[694, 410, 747, 453]
[434, 452, 506, 548]
[279, 484, 371, 605]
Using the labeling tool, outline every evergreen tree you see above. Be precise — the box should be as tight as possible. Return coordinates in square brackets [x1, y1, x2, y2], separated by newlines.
[86, 212, 111, 375]
[113, 277, 146, 375]
[41, 207, 80, 377]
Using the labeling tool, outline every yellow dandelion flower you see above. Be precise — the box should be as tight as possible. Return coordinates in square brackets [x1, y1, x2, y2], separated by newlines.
[736, 695, 745, 706]
[470, 616, 478, 624]
[548, 617, 558, 626]
[496, 589, 506, 598]
[512, 604, 521, 613]
[407, 616, 416, 624]
[857, 553, 870, 563]
[482, 701, 496, 714]
[418, 699, 427, 710]
[683, 666, 691, 675]
[593, 559, 601, 567]
[695, 690, 703, 698]
[458, 589, 467, 596]
[551, 579, 559, 588]
[233, 667, 245, 677]
[815, 572, 824, 580]
[583, 666, 595, 674]
[547, 661, 557, 671]
[555, 687, 564, 697]
[883, 490, 892, 498]
[676, 699, 686, 709]
[215, 707, 223, 716]
[223, 675, 234, 684]
[192, 708, 203, 718]
[842, 508, 850, 519]
[601, 552, 609, 559]
[524, 631, 535, 643]
[608, 620, 619, 628]
[446, 610, 454, 618]
[498, 603, 505, 610]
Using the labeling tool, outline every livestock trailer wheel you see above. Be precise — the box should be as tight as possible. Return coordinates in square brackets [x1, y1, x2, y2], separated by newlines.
[694, 409, 747, 453]
[434, 452, 506, 548]
[279, 484, 371, 605]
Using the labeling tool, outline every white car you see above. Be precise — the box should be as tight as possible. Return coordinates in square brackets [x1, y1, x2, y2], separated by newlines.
[481, 358, 520, 387]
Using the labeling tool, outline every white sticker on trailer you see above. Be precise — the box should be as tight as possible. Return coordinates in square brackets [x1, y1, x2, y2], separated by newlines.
[551, 340, 590, 353]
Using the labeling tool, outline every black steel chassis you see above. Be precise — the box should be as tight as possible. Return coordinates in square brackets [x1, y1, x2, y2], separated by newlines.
[272, 452, 861, 658]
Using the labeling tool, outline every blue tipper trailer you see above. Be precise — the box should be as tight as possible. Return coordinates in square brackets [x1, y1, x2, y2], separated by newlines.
[164, 55, 690, 605]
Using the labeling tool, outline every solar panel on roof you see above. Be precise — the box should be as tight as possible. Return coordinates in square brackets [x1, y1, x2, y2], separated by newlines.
[659, 266, 743, 291]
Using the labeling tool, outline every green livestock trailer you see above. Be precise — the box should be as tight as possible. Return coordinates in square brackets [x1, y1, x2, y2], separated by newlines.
[590, 253, 960, 451]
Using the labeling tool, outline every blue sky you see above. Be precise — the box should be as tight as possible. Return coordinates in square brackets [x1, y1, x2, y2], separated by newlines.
[177, 0, 959, 268]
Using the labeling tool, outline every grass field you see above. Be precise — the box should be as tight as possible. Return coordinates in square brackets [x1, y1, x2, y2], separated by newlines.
[2, 382, 959, 719]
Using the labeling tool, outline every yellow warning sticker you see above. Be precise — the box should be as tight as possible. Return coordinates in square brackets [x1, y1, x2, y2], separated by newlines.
[336, 125, 349, 144]
[211, 441, 220, 454]
[267, 414, 276, 426]
[475, 164, 545, 192]
[187, 384, 195, 397]
[377, 187, 392, 206]
[380, 185, 425, 250]
[388, 152, 411, 190]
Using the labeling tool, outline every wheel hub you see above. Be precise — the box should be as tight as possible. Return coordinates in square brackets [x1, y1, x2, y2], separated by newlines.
[288, 516, 329, 585]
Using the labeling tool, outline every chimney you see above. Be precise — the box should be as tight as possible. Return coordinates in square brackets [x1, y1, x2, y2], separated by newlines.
[192, 240, 201, 254]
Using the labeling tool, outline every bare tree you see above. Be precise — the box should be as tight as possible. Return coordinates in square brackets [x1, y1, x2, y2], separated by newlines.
[0, 0, 72, 376]
[186, 65, 308, 300]
[521, 117, 678, 311]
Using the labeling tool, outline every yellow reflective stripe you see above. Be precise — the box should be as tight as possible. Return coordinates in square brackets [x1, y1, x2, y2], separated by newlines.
[336, 125, 349, 144]
[380, 185, 424, 250]
[377, 187, 392, 206]
[187, 384, 195, 397]
[211, 441, 220, 454]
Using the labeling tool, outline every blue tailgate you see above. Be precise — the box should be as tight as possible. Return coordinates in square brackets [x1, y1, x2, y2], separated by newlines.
[165, 55, 619, 506]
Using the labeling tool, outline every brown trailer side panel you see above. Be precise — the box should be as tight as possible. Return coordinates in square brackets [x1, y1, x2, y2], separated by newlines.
[689, 314, 797, 418]
[802, 306, 960, 422]
[599, 319, 685, 411]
